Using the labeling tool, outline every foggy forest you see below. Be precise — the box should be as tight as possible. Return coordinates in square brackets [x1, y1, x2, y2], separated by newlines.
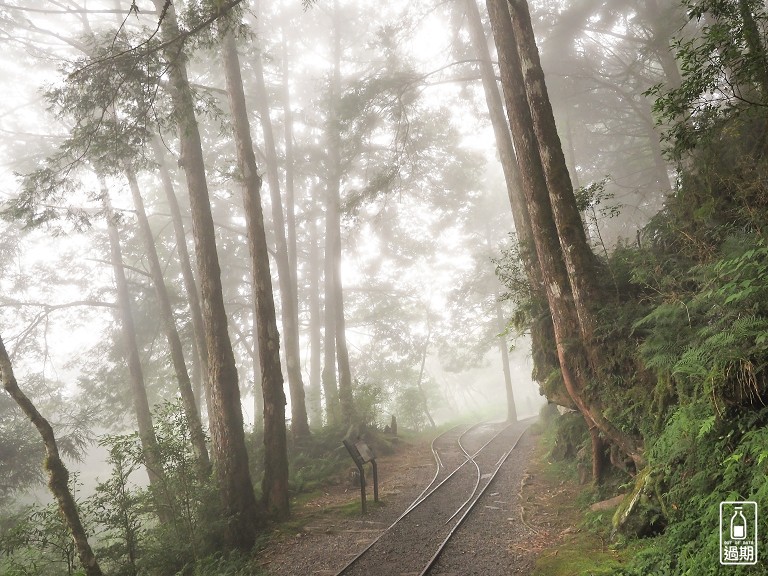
[1, 0, 767, 574]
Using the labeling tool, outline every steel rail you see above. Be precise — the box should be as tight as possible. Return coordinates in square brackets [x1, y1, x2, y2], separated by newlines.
[411, 423, 466, 512]
[333, 423, 477, 576]
[418, 425, 529, 576]
[443, 422, 489, 525]
[333, 420, 515, 576]
[401, 420, 489, 515]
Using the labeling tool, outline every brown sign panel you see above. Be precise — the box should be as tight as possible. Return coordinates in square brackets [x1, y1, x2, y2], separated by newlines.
[355, 441, 375, 463]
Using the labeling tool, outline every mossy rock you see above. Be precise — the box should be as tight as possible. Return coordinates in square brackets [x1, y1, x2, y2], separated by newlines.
[612, 467, 667, 539]
[549, 411, 588, 461]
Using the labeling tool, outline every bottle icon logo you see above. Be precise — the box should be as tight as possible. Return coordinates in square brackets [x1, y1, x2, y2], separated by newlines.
[720, 501, 758, 565]
[730, 506, 747, 540]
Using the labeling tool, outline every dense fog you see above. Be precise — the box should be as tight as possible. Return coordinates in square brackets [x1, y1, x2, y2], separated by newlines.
[2, 1, 767, 575]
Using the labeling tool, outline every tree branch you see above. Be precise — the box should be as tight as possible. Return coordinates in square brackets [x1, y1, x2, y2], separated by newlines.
[0, 2, 147, 15]
[85, 258, 151, 278]
[0, 299, 118, 311]
[70, 0, 246, 79]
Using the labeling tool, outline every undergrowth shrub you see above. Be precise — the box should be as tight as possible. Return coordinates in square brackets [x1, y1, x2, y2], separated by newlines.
[91, 400, 221, 576]
[604, 233, 768, 573]
[0, 495, 83, 576]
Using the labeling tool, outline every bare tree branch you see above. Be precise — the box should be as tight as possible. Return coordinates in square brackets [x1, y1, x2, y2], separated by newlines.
[0, 299, 118, 310]
[0, 2, 148, 15]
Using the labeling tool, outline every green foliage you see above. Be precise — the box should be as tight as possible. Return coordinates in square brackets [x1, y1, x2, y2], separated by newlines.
[635, 236, 768, 407]
[648, 0, 768, 159]
[598, 217, 768, 573]
[99, 400, 221, 575]
[623, 405, 768, 575]
[549, 411, 589, 462]
[0, 507, 71, 576]
[184, 551, 267, 576]
[284, 427, 349, 495]
[494, 234, 537, 332]
[501, 6, 768, 565]
[0, 376, 93, 505]
[351, 380, 386, 430]
[281, 424, 400, 497]
[0, 400, 225, 576]
[575, 177, 621, 221]
[590, 223, 767, 573]
[0, 476, 86, 576]
[392, 385, 428, 431]
[86, 434, 147, 576]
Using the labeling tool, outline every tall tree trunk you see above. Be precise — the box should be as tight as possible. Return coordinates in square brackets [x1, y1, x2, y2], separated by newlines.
[463, 0, 536, 275]
[415, 324, 436, 429]
[332, 228, 355, 425]
[251, 309, 264, 432]
[252, 2, 310, 440]
[495, 300, 518, 422]
[151, 0, 259, 550]
[321, 5, 342, 428]
[562, 113, 582, 191]
[645, 0, 684, 90]
[486, 0, 644, 468]
[330, 0, 355, 426]
[507, 0, 604, 355]
[466, 0, 555, 409]
[101, 187, 166, 505]
[150, 136, 210, 419]
[507, 1, 644, 465]
[190, 337, 203, 414]
[229, 320, 263, 433]
[281, 22, 299, 282]
[322, 217, 340, 427]
[639, 97, 673, 195]
[589, 421, 606, 484]
[737, 0, 768, 99]
[124, 168, 210, 472]
[307, 210, 324, 427]
[0, 337, 104, 576]
[221, 27, 290, 520]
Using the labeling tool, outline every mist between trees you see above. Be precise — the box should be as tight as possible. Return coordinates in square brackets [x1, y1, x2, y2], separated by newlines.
[1, 1, 767, 575]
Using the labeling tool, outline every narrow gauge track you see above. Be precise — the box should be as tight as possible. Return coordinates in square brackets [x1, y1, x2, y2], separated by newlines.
[333, 420, 530, 576]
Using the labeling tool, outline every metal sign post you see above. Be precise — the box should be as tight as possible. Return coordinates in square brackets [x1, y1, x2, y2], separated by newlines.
[342, 438, 379, 514]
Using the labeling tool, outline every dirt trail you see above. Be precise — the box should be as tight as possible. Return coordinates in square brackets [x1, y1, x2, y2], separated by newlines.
[261, 422, 546, 576]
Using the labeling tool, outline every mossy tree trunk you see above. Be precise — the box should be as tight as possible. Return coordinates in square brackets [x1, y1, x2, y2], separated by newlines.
[0, 336, 104, 576]
[507, 0, 604, 355]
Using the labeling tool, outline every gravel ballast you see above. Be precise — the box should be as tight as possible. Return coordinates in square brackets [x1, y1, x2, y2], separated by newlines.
[261, 420, 538, 576]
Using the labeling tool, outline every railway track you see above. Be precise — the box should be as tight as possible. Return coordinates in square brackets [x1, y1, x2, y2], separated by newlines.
[333, 419, 531, 576]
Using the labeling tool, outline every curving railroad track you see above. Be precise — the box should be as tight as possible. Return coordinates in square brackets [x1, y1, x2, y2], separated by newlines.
[332, 419, 532, 576]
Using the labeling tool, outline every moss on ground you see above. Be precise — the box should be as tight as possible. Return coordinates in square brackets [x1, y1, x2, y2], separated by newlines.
[526, 418, 654, 576]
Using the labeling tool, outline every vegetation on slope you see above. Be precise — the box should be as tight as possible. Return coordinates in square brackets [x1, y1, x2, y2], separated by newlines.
[498, 3, 768, 573]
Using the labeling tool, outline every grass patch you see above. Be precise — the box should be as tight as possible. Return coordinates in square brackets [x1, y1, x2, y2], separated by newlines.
[526, 414, 655, 576]
[533, 530, 638, 576]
